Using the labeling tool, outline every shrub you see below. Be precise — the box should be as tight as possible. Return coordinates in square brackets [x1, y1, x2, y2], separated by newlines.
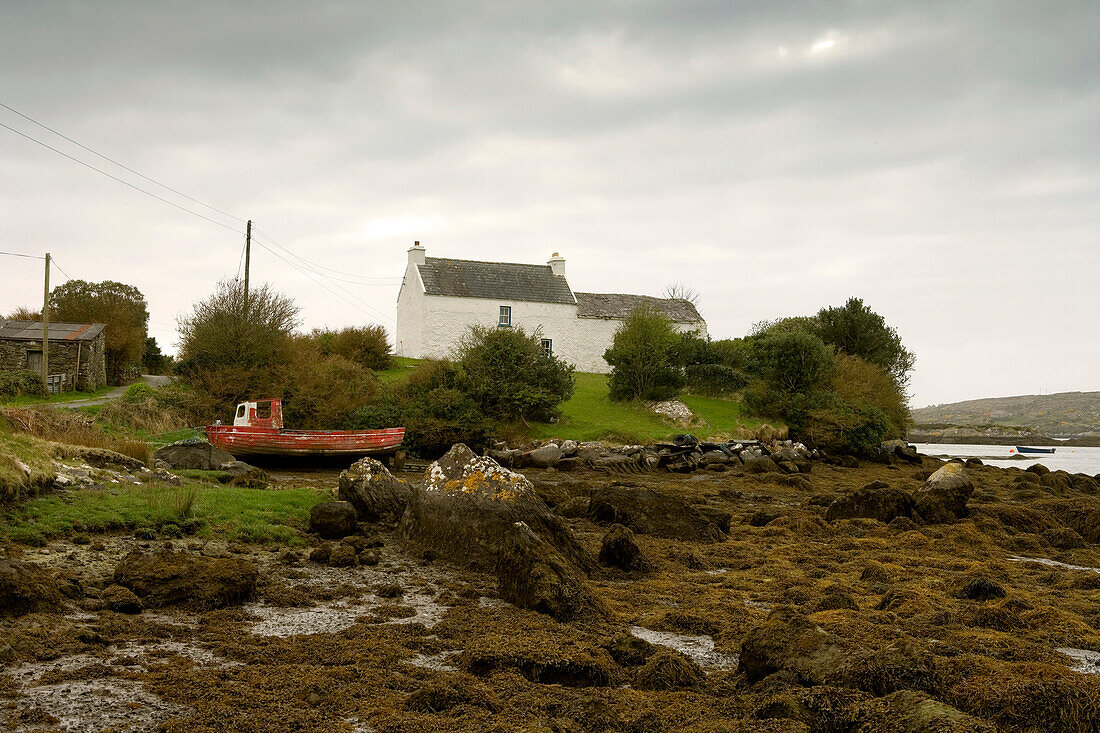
[684, 364, 750, 397]
[708, 338, 752, 370]
[312, 325, 393, 371]
[0, 370, 46, 400]
[122, 383, 157, 403]
[831, 353, 910, 438]
[456, 325, 574, 422]
[283, 348, 379, 429]
[604, 306, 685, 401]
[344, 361, 491, 457]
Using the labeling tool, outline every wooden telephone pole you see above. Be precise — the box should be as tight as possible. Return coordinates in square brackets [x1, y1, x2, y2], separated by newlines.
[243, 220, 252, 301]
[42, 252, 50, 388]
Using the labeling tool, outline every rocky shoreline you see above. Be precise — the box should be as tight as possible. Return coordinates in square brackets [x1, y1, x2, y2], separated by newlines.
[2, 439, 1099, 731]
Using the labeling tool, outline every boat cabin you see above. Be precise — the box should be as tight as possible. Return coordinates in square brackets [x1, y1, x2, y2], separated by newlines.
[233, 399, 284, 430]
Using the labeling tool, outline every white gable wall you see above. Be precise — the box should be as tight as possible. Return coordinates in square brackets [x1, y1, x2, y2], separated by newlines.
[395, 261, 426, 358]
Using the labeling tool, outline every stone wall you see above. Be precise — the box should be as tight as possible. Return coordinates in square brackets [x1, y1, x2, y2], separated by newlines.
[0, 333, 106, 391]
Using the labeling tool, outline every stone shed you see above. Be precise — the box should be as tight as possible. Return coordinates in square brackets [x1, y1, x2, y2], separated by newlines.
[0, 320, 107, 392]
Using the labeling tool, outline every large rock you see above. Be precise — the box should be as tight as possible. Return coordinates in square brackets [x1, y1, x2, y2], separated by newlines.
[739, 607, 839, 683]
[826, 481, 915, 524]
[527, 444, 563, 468]
[399, 444, 595, 572]
[309, 501, 358, 538]
[217, 460, 268, 488]
[915, 463, 973, 523]
[598, 524, 654, 572]
[586, 485, 725, 542]
[854, 690, 996, 732]
[496, 522, 607, 621]
[153, 440, 235, 470]
[114, 550, 257, 609]
[744, 456, 782, 474]
[0, 560, 62, 616]
[338, 457, 412, 522]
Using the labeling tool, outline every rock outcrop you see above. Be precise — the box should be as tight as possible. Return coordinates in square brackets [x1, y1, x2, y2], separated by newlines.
[597, 524, 654, 572]
[0, 559, 61, 616]
[153, 440, 236, 470]
[495, 522, 607, 621]
[587, 485, 725, 542]
[915, 463, 973, 523]
[399, 444, 595, 572]
[825, 481, 915, 523]
[113, 550, 257, 609]
[338, 457, 412, 522]
[309, 501, 358, 539]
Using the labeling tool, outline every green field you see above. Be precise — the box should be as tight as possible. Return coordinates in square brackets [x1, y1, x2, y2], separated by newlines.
[1, 384, 115, 407]
[529, 372, 770, 443]
[0, 480, 327, 546]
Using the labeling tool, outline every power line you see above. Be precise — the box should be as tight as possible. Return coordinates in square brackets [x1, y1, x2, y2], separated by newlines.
[51, 259, 73, 281]
[0, 250, 45, 260]
[0, 121, 241, 234]
[0, 100, 245, 224]
[252, 227, 402, 282]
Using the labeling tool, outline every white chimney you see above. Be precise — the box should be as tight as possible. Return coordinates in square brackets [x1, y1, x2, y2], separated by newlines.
[408, 240, 425, 266]
[548, 252, 565, 277]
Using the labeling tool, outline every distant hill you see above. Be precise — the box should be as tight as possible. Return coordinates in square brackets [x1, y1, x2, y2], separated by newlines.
[912, 391, 1100, 438]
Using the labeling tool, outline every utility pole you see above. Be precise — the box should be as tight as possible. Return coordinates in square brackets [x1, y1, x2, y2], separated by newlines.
[243, 220, 252, 302]
[42, 252, 50, 389]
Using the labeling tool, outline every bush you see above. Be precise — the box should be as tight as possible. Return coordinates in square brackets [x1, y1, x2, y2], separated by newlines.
[456, 325, 575, 422]
[605, 306, 685, 401]
[283, 348, 379, 429]
[708, 338, 752, 370]
[345, 361, 491, 457]
[311, 325, 393, 371]
[814, 297, 914, 386]
[684, 364, 750, 397]
[831, 353, 910, 438]
[0, 370, 46, 400]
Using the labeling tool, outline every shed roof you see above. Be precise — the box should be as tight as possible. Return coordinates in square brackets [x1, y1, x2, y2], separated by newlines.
[574, 293, 702, 323]
[0, 320, 106, 342]
[418, 257, 575, 304]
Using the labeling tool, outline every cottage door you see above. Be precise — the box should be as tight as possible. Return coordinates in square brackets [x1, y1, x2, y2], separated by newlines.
[26, 350, 42, 373]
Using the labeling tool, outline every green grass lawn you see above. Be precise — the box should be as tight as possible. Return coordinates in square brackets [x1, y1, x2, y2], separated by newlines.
[0, 480, 328, 546]
[529, 372, 772, 443]
[375, 356, 423, 384]
[1, 384, 115, 407]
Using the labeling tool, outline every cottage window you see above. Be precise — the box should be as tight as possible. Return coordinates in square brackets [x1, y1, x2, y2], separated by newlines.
[498, 306, 511, 327]
[541, 339, 553, 357]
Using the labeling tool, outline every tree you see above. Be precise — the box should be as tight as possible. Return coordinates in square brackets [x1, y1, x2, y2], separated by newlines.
[742, 330, 835, 432]
[50, 280, 149, 384]
[311, 324, 393, 371]
[141, 337, 171, 374]
[813, 297, 914, 387]
[456, 325, 575, 421]
[663, 282, 700, 306]
[4, 306, 41, 321]
[604, 306, 685, 401]
[175, 279, 299, 412]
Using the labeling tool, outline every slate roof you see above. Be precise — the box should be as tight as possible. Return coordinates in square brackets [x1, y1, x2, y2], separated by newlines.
[418, 257, 575, 304]
[0, 320, 107, 342]
[574, 293, 703, 323]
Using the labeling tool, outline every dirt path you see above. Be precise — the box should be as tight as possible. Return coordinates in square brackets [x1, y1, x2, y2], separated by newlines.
[59, 374, 172, 408]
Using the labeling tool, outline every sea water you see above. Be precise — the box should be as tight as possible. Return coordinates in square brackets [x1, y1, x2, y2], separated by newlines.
[915, 443, 1100, 475]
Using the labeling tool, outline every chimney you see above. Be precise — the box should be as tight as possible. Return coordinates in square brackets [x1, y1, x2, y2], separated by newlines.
[548, 252, 565, 277]
[408, 240, 425, 266]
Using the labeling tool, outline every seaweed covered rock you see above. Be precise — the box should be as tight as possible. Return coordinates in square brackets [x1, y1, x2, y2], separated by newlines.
[744, 456, 782, 474]
[113, 550, 257, 609]
[399, 444, 595, 572]
[597, 524, 654, 572]
[853, 690, 996, 732]
[152, 440, 235, 470]
[915, 463, 973, 523]
[338, 457, 412, 523]
[603, 634, 657, 666]
[635, 649, 706, 690]
[0, 559, 61, 616]
[586, 485, 725, 542]
[959, 577, 1006, 602]
[405, 681, 499, 713]
[102, 584, 143, 614]
[739, 607, 838, 683]
[496, 522, 608, 621]
[309, 501, 357, 539]
[825, 482, 915, 524]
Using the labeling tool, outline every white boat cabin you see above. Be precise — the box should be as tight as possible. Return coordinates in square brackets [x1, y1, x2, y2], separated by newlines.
[232, 399, 284, 429]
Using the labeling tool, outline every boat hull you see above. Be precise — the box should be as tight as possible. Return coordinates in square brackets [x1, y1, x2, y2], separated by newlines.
[205, 425, 405, 458]
[1015, 445, 1056, 455]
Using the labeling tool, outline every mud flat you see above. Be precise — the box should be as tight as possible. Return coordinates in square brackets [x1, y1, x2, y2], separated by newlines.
[2, 452, 1100, 731]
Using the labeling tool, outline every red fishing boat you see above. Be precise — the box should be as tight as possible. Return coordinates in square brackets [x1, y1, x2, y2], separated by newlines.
[205, 399, 404, 459]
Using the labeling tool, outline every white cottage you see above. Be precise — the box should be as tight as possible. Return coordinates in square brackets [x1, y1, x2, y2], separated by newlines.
[395, 242, 707, 373]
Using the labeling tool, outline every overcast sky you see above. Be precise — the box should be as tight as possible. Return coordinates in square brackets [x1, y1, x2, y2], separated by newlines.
[1, 1, 1097, 407]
